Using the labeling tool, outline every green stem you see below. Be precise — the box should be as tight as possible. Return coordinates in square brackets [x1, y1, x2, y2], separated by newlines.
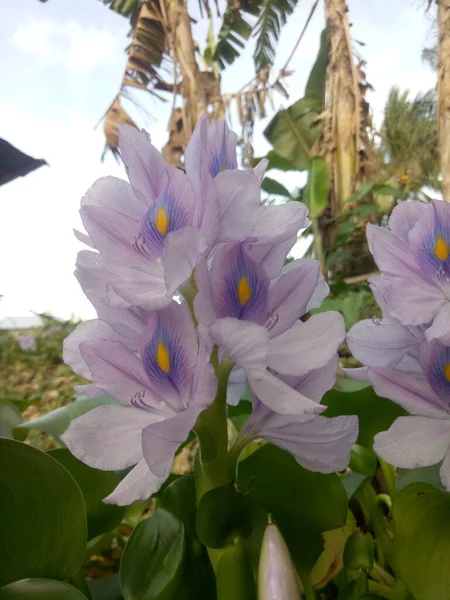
[302, 574, 316, 600]
[378, 457, 397, 499]
[371, 560, 396, 588]
[227, 433, 253, 481]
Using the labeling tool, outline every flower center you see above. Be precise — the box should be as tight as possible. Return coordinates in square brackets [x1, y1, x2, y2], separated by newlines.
[155, 207, 169, 236]
[237, 275, 252, 306]
[156, 341, 170, 373]
[434, 236, 449, 262]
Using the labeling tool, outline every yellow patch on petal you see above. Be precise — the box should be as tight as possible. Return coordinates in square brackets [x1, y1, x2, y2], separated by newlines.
[237, 275, 252, 306]
[155, 207, 169, 236]
[445, 363, 450, 383]
[156, 342, 170, 373]
[434, 236, 449, 262]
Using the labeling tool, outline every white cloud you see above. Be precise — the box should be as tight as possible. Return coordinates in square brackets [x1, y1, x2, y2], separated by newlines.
[12, 16, 123, 73]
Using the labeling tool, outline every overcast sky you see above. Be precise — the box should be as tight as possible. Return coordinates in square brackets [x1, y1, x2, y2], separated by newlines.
[0, 0, 437, 320]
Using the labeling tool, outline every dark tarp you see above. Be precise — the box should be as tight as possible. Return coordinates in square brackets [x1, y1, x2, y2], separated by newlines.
[0, 138, 47, 186]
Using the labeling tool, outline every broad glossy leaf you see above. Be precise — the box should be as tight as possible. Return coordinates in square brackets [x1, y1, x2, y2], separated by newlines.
[196, 482, 252, 549]
[0, 401, 22, 439]
[236, 444, 348, 572]
[349, 444, 377, 476]
[0, 439, 86, 585]
[88, 574, 123, 600]
[261, 176, 292, 197]
[264, 97, 322, 171]
[162, 475, 216, 597]
[343, 531, 375, 571]
[120, 508, 185, 600]
[48, 448, 124, 539]
[14, 396, 118, 440]
[323, 387, 406, 450]
[0, 579, 87, 600]
[303, 156, 329, 218]
[304, 28, 330, 110]
[393, 483, 450, 600]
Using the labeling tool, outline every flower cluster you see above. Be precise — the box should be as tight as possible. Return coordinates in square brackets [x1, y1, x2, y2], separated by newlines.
[348, 200, 450, 489]
[63, 116, 357, 505]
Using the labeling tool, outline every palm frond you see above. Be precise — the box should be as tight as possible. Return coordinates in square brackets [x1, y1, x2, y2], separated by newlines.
[253, 0, 299, 71]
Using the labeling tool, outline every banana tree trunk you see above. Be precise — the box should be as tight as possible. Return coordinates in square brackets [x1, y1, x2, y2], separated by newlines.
[323, 0, 359, 213]
[438, 0, 450, 202]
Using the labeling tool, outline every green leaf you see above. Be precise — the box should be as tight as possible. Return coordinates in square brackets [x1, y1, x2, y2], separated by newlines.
[227, 399, 252, 432]
[215, 539, 256, 600]
[349, 444, 377, 476]
[255, 151, 297, 172]
[196, 482, 252, 549]
[253, 0, 298, 71]
[213, 7, 253, 69]
[120, 508, 185, 600]
[14, 396, 118, 440]
[0, 579, 87, 600]
[339, 472, 370, 499]
[304, 28, 330, 110]
[87, 574, 123, 600]
[303, 156, 329, 218]
[0, 439, 86, 585]
[343, 531, 375, 571]
[397, 464, 444, 491]
[264, 97, 322, 171]
[236, 444, 347, 572]
[162, 475, 216, 597]
[0, 401, 22, 439]
[261, 176, 292, 197]
[393, 482, 450, 600]
[48, 448, 124, 540]
[322, 387, 406, 450]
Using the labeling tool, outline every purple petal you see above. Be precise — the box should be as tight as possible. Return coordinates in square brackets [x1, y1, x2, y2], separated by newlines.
[253, 159, 268, 186]
[80, 204, 138, 259]
[215, 170, 261, 241]
[62, 404, 162, 471]
[258, 522, 300, 600]
[286, 355, 339, 403]
[248, 236, 296, 280]
[251, 202, 309, 244]
[247, 369, 325, 416]
[409, 200, 450, 278]
[306, 272, 330, 311]
[139, 166, 196, 258]
[74, 229, 94, 248]
[139, 302, 202, 410]
[118, 125, 168, 206]
[268, 312, 345, 377]
[245, 402, 358, 473]
[79, 339, 163, 410]
[209, 317, 270, 375]
[369, 367, 446, 417]
[64, 320, 122, 379]
[366, 223, 421, 278]
[347, 318, 422, 369]
[75, 250, 131, 309]
[226, 367, 247, 406]
[142, 405, 204, 476]
[374, 415, 450, 468]
[388, 200, 430, 242]
[267, 259, 321, 337]
[86, 300, 149, 352]
[193, 255, 217, 327]
[425, 303, 450, 344]
[342, 366, 369, 381]
[386, 277, 445, 327]
[162, 227, 207, 296]
[208, 241, 269, 324]
[419, 339, 450, 406]
[207, 120, 238, 176]
[74, 384, 104, 398]
[184, 115, 208, 193]
[104, 458, 168, 505]
[81, 176, 144, 221]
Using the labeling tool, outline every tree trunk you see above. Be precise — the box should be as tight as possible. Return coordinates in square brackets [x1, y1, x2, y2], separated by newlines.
[164, 0, 208, 137]
[323, 0, 360, 214]
[438, 0, 450, 202]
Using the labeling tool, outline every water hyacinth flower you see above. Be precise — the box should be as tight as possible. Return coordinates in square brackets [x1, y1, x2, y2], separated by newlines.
[62, 301, 216, 505]
[366, 199, 450, 344]
[258, 520, 300, 600]
[194, 239, 345, 415]
[75, 116, 308, 311]
[233, 358, 358, 474]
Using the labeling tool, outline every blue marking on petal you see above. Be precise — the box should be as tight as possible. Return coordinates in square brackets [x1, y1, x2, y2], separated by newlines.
[423, 340, 450, 407]
[208, 122, 238, 177]
[140, 185, 190, 257]
[214, 242, 269, 323]
[141, 318, 189, 397]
